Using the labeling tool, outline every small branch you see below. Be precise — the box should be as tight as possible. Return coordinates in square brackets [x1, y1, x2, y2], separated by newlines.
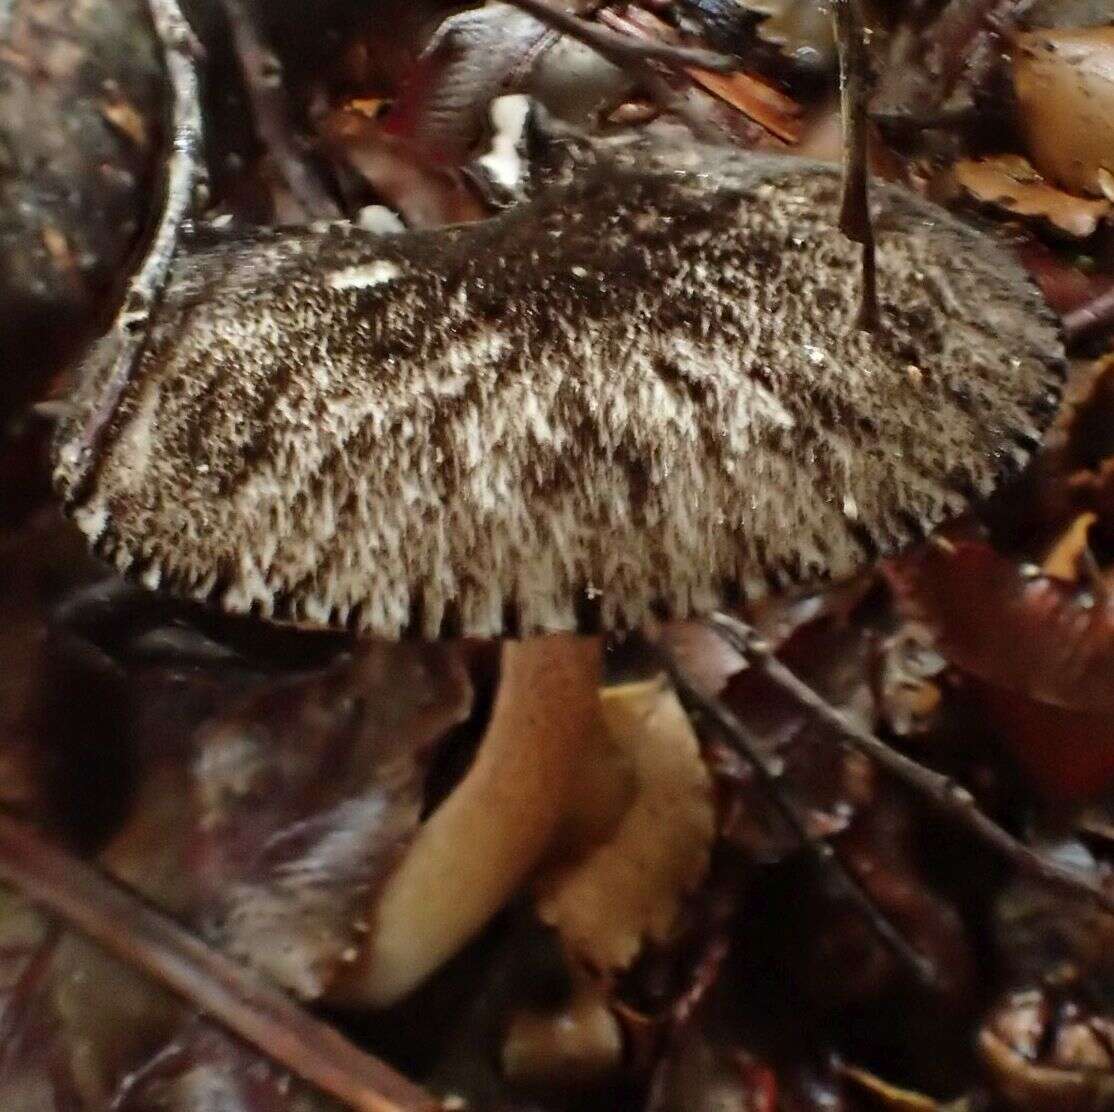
[1063, 285, 1114, 348]
[656, 649, 939, 990]
[831, 0, 880, 332]
[501, 0, 739, 75]
[74, 0, 207, 487]
[0, 810, 438, 1112]
[707, 613, 1114, 916]
[221, 0, 340, 221]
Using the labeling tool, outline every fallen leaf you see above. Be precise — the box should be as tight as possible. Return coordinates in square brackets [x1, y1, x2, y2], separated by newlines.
[1042, 512, 1099, 582]
[979, 990, 1114, 1112]
[1013, 27, 1114, 198]
[194, 641, 473, 1000]
[535, 676, 715, 971]
[684, 66, 802, 143]
[319, 106, 485, 228]
[744, 0, 836, 71]
[953, 155, 1110, 238]
[890, 541, 1114, 713]
[888, 540, 1114, 798]
[114, 1019, 339, 1111]
[598, 6, 802, 141]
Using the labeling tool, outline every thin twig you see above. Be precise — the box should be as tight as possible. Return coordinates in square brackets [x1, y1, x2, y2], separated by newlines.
[221, 0, 340, 220]
[0, 810, 438, 1112]
[831, 0, 879, 332]
[1064, 285, 1114, 348]
[500, 0, 739, 74]
[656, 650, 940, 989]
[707, 613, 1114, 915]
[73, 0, 206, 490]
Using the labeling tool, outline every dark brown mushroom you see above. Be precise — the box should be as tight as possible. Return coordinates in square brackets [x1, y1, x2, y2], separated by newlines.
[52, 106, 1066, 1006]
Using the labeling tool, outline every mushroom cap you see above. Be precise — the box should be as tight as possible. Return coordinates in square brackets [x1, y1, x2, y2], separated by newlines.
[54, 148, 1065, 638]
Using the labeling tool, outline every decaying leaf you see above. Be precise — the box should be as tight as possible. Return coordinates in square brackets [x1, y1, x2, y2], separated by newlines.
[536, 676, 715, 972]
[890, 541, 1114, 714]
[744, 0, 836, 71]
[953, 155, 1111, 237]
[597, 6, 802, 142]
[888, 540, 1114, 798]
[319, 105, 486, 228]
[194, 640, 472, 1000]
[979, 990, 1114, 1112]
[1013, 27, 1114, 198]
[1042, 512, 1099, 581]
[114, 1019, 339, 1111]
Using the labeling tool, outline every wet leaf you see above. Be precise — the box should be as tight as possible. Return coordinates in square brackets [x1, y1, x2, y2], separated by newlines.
[888, 541, 1114, 798]
[114, 1019, 339, 1111]
[194, 641, 472, 1000]
[536, 676, 715, 972]
[1043, 513, 1100, 582]
[1013, 27, 1114, 198]
[953, 155, 1110, 237]
[979, 989, 1114, 1112]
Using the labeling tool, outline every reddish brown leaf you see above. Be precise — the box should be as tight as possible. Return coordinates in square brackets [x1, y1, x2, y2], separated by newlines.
[888, 541, 1114, 798]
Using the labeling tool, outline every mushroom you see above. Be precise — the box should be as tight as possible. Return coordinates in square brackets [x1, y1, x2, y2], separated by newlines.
[53, 108, 1065, 1007]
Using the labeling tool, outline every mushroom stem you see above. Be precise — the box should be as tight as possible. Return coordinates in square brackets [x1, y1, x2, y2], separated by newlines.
[332, 634, 603, 1008]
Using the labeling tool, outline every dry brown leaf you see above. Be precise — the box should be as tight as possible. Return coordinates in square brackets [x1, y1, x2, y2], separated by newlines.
[1013, 27, 1114, 198]
[596, 6, 801, 142]
[685, 67, 802, 143]
[953, 155, 1110, 237]
[1042, 512, 1098, 582]
[535, 676, 715, 972]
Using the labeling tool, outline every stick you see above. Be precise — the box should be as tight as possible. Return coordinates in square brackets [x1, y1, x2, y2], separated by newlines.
[831, 0, 879, 332]
[501, 0, 740, 75]
[707, 613, 1114, 915]
[656, 652, 940, 989]
[221, 0, 340, 220]
[74, 0, 207, 488]
[1063, 286, 1114, 348]
[0, 810, 438, 1112]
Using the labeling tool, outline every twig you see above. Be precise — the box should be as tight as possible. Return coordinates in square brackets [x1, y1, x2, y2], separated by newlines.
[0, 809, 438, 1112]
[73, 0, 206, 490]
[707, 613, 1114, 915]
[500, 0, 740, 74]
[831, 0, 879, 332]
[221, 0, 340, 221]
[1063, 285, 1114, 348]
[656, 650, 940, 989]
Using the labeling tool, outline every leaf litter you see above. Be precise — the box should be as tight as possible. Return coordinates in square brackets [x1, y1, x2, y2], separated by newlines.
[1, 0, 1114, 1110]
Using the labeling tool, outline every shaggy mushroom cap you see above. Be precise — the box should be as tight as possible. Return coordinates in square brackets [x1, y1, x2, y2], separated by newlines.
[54, 138, 1065, 638]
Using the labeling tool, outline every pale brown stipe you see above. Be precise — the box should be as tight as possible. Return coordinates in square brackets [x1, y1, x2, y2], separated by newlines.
[53, 139, 1065, 639]
[332, 634, 603, 1007]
